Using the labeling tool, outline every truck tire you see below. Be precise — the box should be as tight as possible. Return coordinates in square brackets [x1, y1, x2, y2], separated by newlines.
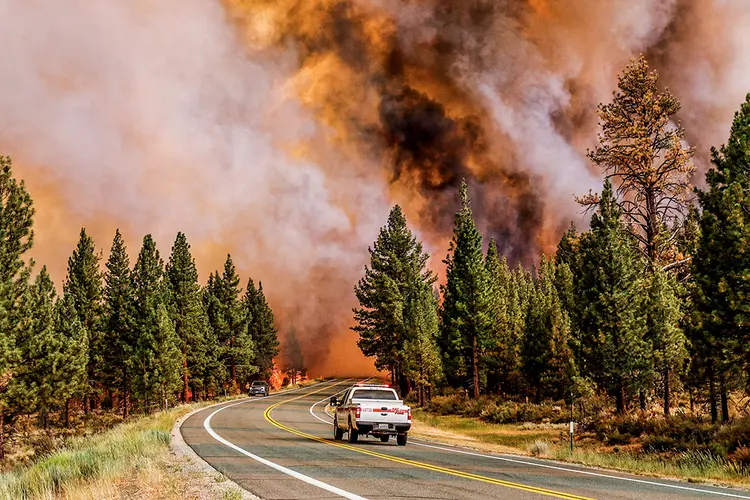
[333, 419, 344, 440]
[397, 433, 407, 446]
[380, 435, 389, 443]
[347, 420, 359, 443]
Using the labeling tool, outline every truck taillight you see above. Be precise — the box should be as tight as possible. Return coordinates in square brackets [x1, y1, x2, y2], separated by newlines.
[407, 408, 412, 420]
[355, 407, 361, 419]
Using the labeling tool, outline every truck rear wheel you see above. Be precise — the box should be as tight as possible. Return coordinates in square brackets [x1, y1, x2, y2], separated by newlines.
[380, 435, 389, 443]
[347, 421, 358, 443]
[397, 433, 407, 446]
[333, 419, 344, 440]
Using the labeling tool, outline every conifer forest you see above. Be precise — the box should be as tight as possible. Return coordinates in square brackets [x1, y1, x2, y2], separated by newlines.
[352, 57, 750, 444]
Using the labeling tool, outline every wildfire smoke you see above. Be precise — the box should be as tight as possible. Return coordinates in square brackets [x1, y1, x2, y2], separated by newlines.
[0, 0, 748, 375]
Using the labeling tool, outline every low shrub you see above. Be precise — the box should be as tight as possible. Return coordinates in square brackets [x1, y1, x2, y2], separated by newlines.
[605, 430, 632, 446]
[528, 440, 549, 457]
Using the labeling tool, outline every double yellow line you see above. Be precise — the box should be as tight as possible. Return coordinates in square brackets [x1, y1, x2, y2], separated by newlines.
[263, 381, 594, 500]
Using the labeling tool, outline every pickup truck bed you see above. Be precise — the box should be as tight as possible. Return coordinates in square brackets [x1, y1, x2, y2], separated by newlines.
[331, 385, 411, 446]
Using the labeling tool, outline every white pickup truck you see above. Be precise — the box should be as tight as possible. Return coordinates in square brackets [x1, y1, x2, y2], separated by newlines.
[330, 384, 411, 446]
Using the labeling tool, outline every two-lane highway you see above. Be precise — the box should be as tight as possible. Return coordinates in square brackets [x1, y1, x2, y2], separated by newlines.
[181, 379, 750, 500]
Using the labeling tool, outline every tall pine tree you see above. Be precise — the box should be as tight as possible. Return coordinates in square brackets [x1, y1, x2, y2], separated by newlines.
[166, 232, 208, 402]
[577, 180, 651, 413]
[484, 240, 517, 394]
[154, 303, 182, 409]
[521, 257, 577, 401]
[131, 234, 167, 410]
[209, 255, 255, 392]
[440, 181, 491, 398]
[245, 279, 279, 381]
[102, 229, 136, 417]
[63, 228, 103, 413]
[402, 281, 442, 406]
[8, 267, 56, 426]
[0, 156, 34, 458]
[693, 94, 750, 422]
[353, 205, 435, 396]
[54, 291, 89, 427]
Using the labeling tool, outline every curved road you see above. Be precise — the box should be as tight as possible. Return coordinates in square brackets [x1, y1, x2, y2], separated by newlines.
[181, 379, 750, 500]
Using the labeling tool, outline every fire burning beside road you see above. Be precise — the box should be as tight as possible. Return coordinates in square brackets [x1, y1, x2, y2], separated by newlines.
[1, 0, 749, 376]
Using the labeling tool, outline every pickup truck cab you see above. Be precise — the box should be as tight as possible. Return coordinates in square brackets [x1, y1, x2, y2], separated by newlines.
[330, 384, 411, 446]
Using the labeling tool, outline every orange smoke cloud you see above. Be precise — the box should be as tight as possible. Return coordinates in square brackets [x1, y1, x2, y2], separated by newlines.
[1, 0, 749, 376]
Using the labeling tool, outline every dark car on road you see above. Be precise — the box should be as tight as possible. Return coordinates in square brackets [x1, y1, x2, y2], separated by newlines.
[249, 381, 269, 397]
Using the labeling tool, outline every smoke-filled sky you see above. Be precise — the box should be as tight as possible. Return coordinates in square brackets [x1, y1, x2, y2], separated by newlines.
[1, 0, 748, 376]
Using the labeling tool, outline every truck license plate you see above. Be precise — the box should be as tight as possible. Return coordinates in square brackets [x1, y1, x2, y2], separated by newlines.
[377, 423, 389, 429]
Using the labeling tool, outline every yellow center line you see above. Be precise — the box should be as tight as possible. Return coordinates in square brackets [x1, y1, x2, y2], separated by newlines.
[264, 381, 596, 500]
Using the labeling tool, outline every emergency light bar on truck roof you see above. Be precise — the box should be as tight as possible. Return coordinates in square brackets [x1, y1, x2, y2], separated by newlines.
[355, 383, 390, 388]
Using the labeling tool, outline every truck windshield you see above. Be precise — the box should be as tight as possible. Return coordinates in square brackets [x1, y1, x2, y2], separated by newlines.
[252, 381, 266, 386]
[351, 389, 397, 400]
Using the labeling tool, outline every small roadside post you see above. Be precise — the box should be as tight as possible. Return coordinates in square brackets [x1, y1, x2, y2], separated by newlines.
[569, 391, 574, 453]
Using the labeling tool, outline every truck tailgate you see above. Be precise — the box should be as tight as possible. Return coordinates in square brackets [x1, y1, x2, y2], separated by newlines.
[357, 400, 410, 424]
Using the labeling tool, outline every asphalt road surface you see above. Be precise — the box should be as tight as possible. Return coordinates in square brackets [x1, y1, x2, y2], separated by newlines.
[181, 379, 750, 500]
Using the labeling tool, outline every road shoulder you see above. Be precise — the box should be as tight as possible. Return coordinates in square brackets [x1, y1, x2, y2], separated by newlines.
[171, 399, 260, 500]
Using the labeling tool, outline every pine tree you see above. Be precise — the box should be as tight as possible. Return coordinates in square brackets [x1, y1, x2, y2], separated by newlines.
[521, 257, 577, 401]
[54, 291, 88, 427]
[440, 181, 491, 398]
[577, 180, 652, 413]
[165, 232, 208, 402]
[8, 267, 57, 425]
[644, 268, 687, 415]
[402, 281, 442, 406]
[483, 240, 516, 394]
[581, 55, 695, 267]
[154, 303, 182, 410]
[102, 229, 136, 417]
[131, 234, 166, 410]
[282, 326, 305, 385]
[693, 94, 750, 422]
[245, 279, 279, 381]
[353, 205, 435, 396]
[210, 255, 255, 392]
[0, 156, 35, 458]
[63, 228, 103, 413]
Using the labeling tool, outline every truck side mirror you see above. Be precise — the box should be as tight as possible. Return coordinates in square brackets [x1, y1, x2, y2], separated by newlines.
[330, 396, 338, 407]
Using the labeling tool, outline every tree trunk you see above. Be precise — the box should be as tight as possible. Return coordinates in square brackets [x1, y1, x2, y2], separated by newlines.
[709, 366, 718, 424]
[615, 380, 625, 414]
[472, 333, 479, 399]
[230, 358, 237, 391]
[663, 369, 670, 416]
[0, 408, 4, 460]
[639, 391, 646, 412]
[645, 189, 658, 263]
[398, 370, 409, 399]
[720, 373, 729, 424]
[689, 388, 694, 413]
[123, 389, 130, 419]
[182, 354, 189, 403]
[84, 393, 90, 416]
[65, 399, 71, 428]
[41, 409, 48, 430]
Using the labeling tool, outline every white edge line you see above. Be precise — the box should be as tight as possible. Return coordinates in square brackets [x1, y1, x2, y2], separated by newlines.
[202, 380, 369, 500]
[307, 390, 750, 499]
[410, 441, 750, 499]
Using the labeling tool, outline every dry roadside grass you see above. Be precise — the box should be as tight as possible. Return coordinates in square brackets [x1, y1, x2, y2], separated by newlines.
[411, 410, 750, 491]
[0, 380, 328, 500]
[411, 410, 563, 455]
[55, 450, 244, 500]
